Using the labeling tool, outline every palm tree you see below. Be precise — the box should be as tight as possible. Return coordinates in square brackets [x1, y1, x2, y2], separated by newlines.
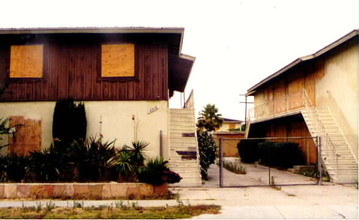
[197, 104, 223, 132]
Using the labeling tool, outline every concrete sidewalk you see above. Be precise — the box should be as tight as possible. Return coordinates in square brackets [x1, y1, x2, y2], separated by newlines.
[0, 164, 357, 219]
[185, 164, 358, 219]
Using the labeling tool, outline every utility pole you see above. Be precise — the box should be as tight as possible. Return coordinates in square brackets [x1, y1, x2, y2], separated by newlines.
[239, 94, 254, 128]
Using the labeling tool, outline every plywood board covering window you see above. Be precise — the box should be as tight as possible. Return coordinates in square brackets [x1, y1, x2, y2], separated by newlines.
[10, 45, 43, 78]
[101, 44, 135, 77]
[8, 116, 41, 156]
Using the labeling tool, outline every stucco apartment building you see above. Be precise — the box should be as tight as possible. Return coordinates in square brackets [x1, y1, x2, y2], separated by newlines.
[0, 27, 201, 186]
[246, 30, 358, 183]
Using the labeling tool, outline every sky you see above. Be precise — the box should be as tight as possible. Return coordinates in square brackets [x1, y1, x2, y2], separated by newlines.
[0, 0, 357, 120]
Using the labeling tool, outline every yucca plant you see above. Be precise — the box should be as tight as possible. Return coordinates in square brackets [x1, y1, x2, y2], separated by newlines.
[2, 154, 29, 182]
[108, 140, 149, 182]
[108, 150, 137, 182]
[138, 157, 182, 185]
[27, 150, 61, 182]
[74, 137, 117, 182]
[124, 140, 149, 167]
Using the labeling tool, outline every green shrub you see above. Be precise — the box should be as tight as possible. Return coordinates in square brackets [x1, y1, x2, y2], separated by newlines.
[257, 142, 305, 168]
[197, 131, 217, 180]
[222, 161, 247, 174]
[236, 139, 263, 163]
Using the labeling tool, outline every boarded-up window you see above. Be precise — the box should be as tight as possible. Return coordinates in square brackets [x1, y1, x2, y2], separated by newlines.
[228, 123, 236, 130]
[101, 44, 135, 77]
[8, 116, 41, 156]
[10, 45, 44, 78]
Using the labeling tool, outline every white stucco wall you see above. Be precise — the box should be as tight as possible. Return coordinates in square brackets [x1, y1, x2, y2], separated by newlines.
[316, 43, 359, 158]
[0, 100, 169, 159]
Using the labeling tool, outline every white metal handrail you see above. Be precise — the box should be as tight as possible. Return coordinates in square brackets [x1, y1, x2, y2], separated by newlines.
[302, 89, 338, 170]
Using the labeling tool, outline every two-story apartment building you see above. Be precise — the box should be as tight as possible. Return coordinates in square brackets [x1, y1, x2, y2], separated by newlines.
[246, 30, 358, 183]
[0, 27, 201, 186]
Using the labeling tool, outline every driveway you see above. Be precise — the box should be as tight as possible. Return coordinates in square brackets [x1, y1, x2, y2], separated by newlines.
[204, 160, 318, 187]
[173, 164, 358, 219]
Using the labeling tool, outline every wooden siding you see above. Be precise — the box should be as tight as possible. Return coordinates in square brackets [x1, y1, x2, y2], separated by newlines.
[265, 117, 317, 164]
[249, 114, 317, 164]
[0, 37, 168, 101]
[253, 62, 320, 120]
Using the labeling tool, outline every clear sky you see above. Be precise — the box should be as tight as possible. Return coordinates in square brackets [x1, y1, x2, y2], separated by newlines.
[1, 0, 357, 120]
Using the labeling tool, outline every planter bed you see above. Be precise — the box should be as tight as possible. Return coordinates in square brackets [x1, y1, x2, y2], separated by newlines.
[0, 182, 168, 200]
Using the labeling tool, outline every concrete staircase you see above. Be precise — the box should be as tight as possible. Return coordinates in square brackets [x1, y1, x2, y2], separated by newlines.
[301, 107, 358, 183]
[168, 108, 202, 187]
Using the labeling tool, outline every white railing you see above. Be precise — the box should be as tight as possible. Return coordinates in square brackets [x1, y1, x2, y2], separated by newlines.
[247, 88, 346, 178]
[184, 90, 194, 109]
[302, 89, 338, 172]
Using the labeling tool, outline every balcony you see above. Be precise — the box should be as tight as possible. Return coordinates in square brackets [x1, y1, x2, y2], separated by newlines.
[248, 89, 313, 122]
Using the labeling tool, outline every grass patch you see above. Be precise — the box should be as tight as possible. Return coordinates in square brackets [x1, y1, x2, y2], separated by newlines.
[0, 204, 221, 219]
[220, 161, 247, 174]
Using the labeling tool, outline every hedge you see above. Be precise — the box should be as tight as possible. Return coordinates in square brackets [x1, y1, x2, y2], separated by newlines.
[237, 140, 305, 168]
[257, 142, 305, 168]
[236, 139, 263, 163]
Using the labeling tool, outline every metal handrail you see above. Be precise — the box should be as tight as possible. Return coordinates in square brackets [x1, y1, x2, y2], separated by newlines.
[302, 89, 338, 170]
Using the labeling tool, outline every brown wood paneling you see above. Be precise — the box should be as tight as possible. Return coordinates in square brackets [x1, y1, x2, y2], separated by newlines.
[273, 80, 286, 114]
[304, 72, 316, 107]
[0, 36, 169, 102]
[288, 121, 317, 164]
[287, 75, 304, 110]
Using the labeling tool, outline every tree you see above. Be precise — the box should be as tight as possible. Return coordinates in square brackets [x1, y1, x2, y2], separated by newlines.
[52, 99, 87, 142]
[197, 104, 223, 132]
[196, 104, 223, 180]
[197, 131, 217, 180]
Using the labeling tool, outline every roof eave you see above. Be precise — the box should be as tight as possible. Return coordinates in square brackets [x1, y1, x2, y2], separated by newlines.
[0, 27, 185, 35]
[247, 29, 358, 94]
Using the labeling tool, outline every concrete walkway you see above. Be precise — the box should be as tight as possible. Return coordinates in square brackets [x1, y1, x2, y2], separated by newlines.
[0, 164, 357, 219]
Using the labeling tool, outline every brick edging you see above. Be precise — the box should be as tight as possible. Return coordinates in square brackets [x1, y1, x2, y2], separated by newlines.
[0, 183, 168, 200]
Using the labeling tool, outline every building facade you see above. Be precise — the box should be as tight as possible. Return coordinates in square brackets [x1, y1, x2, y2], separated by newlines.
[246, 30, 358, 183]
[0, 27, 201, 186]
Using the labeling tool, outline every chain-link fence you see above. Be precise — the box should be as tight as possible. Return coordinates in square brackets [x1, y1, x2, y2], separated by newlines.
[218, 136, 323, 187]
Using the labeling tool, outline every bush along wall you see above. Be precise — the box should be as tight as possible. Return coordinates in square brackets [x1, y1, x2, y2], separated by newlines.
[236, 139, 264, 163]
[257, 142, 305, 168]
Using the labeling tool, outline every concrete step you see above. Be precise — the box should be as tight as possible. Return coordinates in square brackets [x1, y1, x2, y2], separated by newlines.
[302, 107, 358, 184]
[169, 108, 201, 187]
